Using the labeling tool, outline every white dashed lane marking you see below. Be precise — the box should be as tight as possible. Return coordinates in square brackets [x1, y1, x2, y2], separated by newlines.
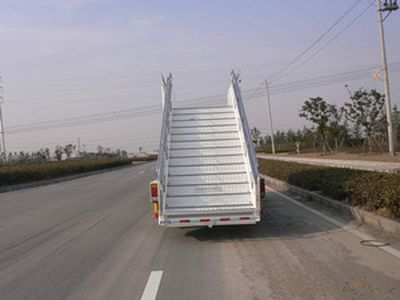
[140, 271, 163, 300]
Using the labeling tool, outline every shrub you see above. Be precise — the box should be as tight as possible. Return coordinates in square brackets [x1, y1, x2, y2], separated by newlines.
[258, 159, 400, 219]
[0, 159, 132, 187]
[344, 173, 400, 218]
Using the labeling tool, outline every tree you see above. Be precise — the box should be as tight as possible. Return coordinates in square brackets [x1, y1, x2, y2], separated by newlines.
[286, 129, 297, 147]
[299, 97, 334, 154]
[54, 146, 63, 161]
[97, 145, 104, 155]
[327, 105, 348, 152]
[343, 89, 385, 153]
[63, 144, 76, 159]
[37, 148, 50, 162]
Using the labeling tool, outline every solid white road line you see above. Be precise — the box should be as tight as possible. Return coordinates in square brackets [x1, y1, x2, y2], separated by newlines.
[138, 170, 145, 175]
[140, 271, 163, 300]
[268, 186, 400, 260]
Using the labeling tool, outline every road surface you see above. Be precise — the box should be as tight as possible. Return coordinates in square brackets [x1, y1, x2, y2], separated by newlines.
[0, 162, 400, 300]
[257, 154, 400, 173]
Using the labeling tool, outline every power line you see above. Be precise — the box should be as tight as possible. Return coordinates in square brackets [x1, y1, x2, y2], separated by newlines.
[271, 62, 400, 91]
[273, 1, 376, 82]
[6, 61, 400, 135]
[6, 93, 231, 134]
[269, 0, 364, 81]
[246, 62, 400, 102]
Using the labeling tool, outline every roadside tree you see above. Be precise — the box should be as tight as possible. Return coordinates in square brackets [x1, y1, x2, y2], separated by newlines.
[343, 89, 385, 153]
[299, 97, 334, 154]
[55, 146, 63, 161]
[63, 144, 76, 159]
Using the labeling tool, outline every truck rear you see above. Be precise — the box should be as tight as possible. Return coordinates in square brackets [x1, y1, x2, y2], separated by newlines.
[150, 72, 264, 227]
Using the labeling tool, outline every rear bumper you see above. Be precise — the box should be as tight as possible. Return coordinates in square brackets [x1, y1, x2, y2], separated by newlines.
[160, 214, 260, 228]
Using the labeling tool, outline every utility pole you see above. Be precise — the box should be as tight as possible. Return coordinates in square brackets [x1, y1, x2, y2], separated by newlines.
[265, 80, 276, 154]
[376, 0, 398, 155]
[0, 77, 7, 162]
[77, 137, 81, 157]
[0, 105, 5, 160]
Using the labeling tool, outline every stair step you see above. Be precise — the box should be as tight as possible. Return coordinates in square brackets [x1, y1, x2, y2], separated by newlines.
[171, 130, 238, 136]
[171, 125, 238, 134]
[167, 173, 248, 185]
[166, 194, 252, 209]
[172, 113, 235, 121]
[168, 164, 246, 176]
[172, 119, 237, 128]
[172, 106, 233, 114]
[170, 147, 243, 157]
[170, 140, 242, 149]
[165, 103, 253, 211]
[169, 155, 244, 166]
[171, 132, 239, 142]
[168, 183, 250, 197]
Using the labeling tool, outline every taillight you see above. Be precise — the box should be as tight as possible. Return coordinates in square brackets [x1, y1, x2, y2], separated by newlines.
[153, 201, 159, 219]
[150, 181, 159, 219]
[151, 183, 158, 198]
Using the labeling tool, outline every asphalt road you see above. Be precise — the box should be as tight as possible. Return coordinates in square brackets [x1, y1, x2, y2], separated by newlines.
[1, 162, 400, 300]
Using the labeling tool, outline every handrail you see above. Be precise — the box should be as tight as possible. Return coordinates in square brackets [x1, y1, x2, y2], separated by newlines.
[228, 72, 259, 184]
[157, 74, 173, 197]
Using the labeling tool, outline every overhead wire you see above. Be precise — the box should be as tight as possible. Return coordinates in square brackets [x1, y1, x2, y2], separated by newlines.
[273, 0, 376, 82]
[269, 0, 364, 81]
[7, 61, 400, 135]
[4, 0, 394, 138]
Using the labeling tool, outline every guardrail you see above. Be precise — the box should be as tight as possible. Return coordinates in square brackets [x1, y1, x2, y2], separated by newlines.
[156, 74, 173, 214]
[229, 72, 259, 188]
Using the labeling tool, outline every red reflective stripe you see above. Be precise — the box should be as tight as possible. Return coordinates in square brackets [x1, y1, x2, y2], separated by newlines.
[240, 217, 250, 220]
[180, 219, 191, 223]
[200, 219, 211, 222]
[220, 217, 230, 221]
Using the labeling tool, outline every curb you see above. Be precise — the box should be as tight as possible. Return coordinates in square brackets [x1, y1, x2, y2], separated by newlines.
[0, 162, 146, 194]
[262, 174, 400, 236]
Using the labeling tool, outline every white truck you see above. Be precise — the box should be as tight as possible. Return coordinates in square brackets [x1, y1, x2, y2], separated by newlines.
[150, 72, 264, 227]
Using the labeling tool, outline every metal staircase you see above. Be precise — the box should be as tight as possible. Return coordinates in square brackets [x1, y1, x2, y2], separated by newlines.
[155, 72, 260, 226]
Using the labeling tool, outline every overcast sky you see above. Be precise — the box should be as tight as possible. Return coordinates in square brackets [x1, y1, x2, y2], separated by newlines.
[1, 0, 399, 154]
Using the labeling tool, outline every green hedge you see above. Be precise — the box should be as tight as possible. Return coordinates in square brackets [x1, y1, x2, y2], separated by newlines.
[258, 159, 400, 219]
[0, 159, 132, 186]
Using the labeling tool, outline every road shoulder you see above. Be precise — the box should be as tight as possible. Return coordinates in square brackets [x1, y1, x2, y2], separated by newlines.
[263, 175, 400, 253]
